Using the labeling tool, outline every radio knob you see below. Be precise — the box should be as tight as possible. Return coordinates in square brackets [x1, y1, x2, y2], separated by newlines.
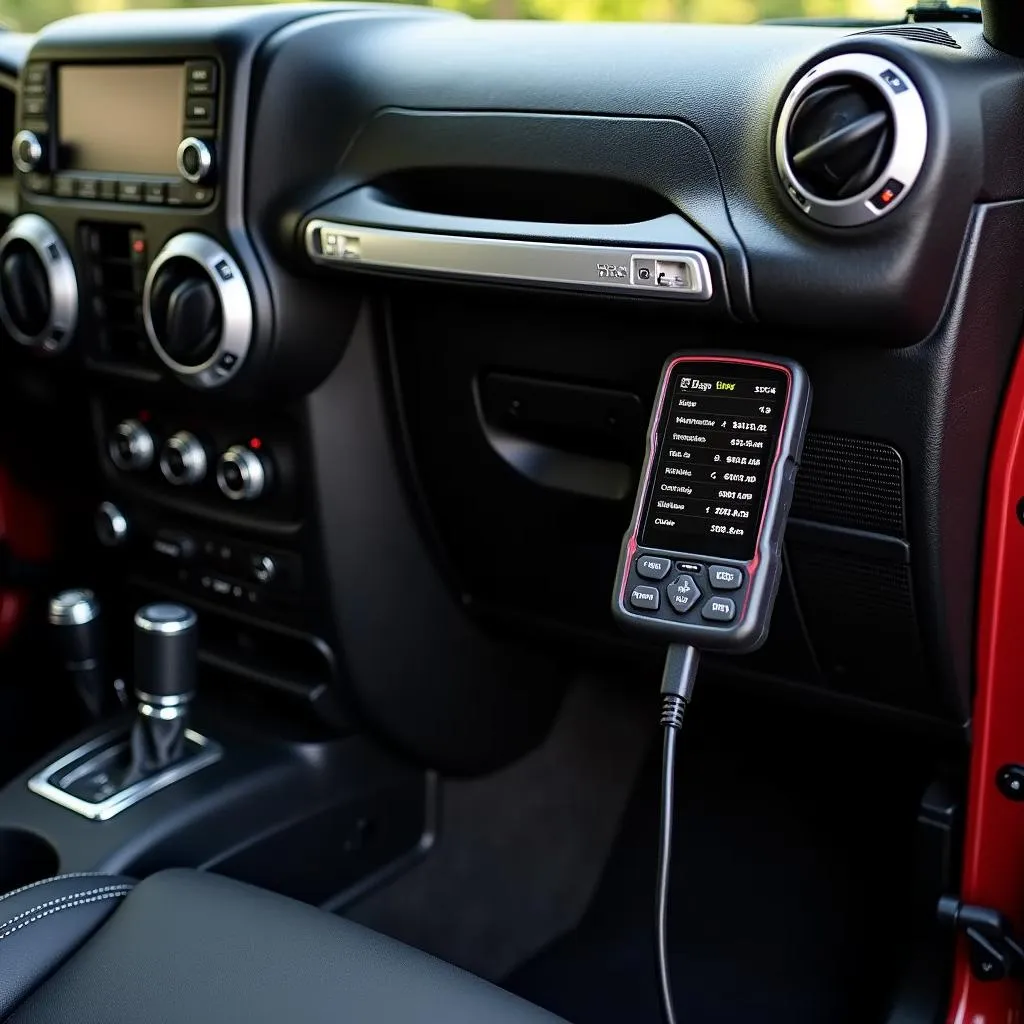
[12, 130, 44, 173]
[95, 501, 129, 547]
[176, 137, 213, 185]
[216, 445, 266, 502]
[108, 419, 154, 472]
[160, 431, 207, 486]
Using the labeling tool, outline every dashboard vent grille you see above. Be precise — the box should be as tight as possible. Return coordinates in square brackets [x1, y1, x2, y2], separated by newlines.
[80, 223, 151, 367]
[792, 433, 906, 537]
[851, 25, 960, 47]
[787, 545, 934, 713]
[785, 77, 894, 202]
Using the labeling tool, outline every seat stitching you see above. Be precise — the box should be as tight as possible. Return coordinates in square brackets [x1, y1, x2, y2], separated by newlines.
[0, 873, 111, 906]
[0, 885, 135, 935]
[0, 891, 131, 943]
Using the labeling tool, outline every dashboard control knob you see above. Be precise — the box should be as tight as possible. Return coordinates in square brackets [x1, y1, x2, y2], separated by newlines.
[0, 214, 77, 354]
[108, 418, 155, 472]
[160, 431, 207, 486]
[12, 129, 44, 173]
[216, 445, 266, 501]
[176, 137, 213, 185]
[143, 234, 252, 389]
[252, 554, 276, 584]
[95, 501, 128, 547]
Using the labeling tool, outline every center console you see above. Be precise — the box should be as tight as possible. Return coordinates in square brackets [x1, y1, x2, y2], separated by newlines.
[0, 18, 339, 718]
[0, 9, 430, 907]
[0, 4, 575, 905]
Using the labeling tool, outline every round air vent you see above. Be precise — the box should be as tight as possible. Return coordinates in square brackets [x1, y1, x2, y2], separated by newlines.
[775, 53, 928, 227]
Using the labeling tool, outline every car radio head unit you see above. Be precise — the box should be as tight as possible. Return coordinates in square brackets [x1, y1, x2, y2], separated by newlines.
[15, 59, 220, 207]
[58, 65, 187, 175]
[612, 351, 811, 652]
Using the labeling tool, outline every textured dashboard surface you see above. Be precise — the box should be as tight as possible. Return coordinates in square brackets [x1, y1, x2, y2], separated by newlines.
[252, 16, 1024, 343]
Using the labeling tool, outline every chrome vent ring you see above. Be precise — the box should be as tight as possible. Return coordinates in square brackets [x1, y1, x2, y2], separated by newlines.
[775, 53, 928, 227]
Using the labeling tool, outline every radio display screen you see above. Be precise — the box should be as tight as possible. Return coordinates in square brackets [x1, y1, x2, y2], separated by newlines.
[58, 65, 185, 174]
[638, 361, 790, 561]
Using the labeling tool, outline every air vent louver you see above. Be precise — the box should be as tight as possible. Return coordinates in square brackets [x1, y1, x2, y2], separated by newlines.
[775, 53, 928, 227]
[787, 78, 894, 201]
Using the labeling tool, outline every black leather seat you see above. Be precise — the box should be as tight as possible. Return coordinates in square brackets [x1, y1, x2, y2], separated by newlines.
[0, 870, 565, 1023]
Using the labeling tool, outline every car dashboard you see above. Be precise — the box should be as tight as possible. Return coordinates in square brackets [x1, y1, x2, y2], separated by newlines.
[2, 5, 1023, 773]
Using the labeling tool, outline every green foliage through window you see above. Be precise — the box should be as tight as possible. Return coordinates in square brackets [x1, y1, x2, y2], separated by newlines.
[0, 0, 910, 35]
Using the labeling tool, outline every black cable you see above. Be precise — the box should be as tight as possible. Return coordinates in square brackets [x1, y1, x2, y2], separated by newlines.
[656, 644, 700, 1024]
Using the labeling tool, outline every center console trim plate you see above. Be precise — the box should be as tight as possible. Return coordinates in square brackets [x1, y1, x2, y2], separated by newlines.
[27, 727, 221, 821]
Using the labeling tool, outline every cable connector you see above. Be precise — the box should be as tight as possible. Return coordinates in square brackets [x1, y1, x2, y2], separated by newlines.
[660, 644, 699, 730]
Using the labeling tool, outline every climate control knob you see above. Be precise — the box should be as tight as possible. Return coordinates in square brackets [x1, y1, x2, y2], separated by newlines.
[95, 501, 128, 547]
[216, 445, 267, 502]
[143, 233, 252, 389]
[0, 214, 77, 354]
[160, 431, 207, 486]
[108, 419, 154, 471]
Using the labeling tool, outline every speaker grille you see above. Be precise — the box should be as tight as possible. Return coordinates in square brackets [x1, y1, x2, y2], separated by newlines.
[787, 545, 934, 713]
[793, 433, 905, 537]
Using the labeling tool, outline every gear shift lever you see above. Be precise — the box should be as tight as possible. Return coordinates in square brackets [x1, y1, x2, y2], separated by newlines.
[127, 602, 198, 777]
[49, 589, 109, 719]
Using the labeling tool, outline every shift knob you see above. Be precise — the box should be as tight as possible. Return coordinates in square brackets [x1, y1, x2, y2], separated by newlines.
[49, 589, 107, 718]
[133, 602, 198, 707]
[49, 588, 100, 660]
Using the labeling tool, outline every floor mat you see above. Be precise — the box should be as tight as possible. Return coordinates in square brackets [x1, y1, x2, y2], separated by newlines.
[506, 681, 939, 1024]
[346, 674, 652, 980]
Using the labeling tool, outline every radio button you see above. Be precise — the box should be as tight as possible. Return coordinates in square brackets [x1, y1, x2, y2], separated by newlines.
[167, 182, 214, 207]
[186, 62, 218, 91]
[636, 554, 672, 580]
[185, 97, 215, 126]
[23, 96, 47, 118]
[701, 597, 736, 623]
[708, 565, 743, 590]
[75, 179, 98, 199]
[667, 574, 702, 614]
[118, 181, 143, 202]
[629, 585, 660, 612]
[25, 173, 51, 194]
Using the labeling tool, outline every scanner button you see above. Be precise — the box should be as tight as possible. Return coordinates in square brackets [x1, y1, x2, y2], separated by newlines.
[708, 565, 743, 590]
[667, 574, 702, 614]
[636, 554, 672, 580]
[701, 597, 736, 622]
[629, 585, 660, 612]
